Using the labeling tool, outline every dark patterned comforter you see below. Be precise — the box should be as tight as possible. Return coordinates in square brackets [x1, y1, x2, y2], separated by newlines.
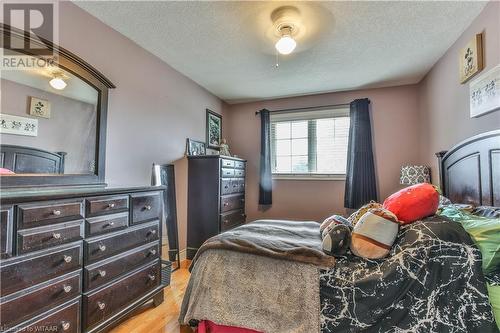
[320, 216, 498, 333]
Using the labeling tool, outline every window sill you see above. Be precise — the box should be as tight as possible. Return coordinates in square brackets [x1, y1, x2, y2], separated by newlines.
[272, 174, 346, 181]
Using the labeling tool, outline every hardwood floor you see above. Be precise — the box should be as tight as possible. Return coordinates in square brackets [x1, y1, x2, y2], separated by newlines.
[109, 262, 193, 333]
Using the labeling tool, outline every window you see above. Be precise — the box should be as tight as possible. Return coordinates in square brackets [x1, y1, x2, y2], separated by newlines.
[270, 107, 350, 179]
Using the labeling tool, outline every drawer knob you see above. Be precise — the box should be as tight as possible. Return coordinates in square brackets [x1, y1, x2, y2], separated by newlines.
[98, 270, 107, 277]
[52, 210, 62, 216]
[144, 205, 152, 211]
[149, 229, 157, 236]
[107, 221, 115, 227]
[223, 219, 229, 224]
[108, 203, 116, 209]
[63, 255, 72, 263]
[97, 301, 106, 310]
[149, 249, 157, 256]
[61, 321, 71, 331]
[148, 274, 156, 281]
[52, 232, 62, 239]
[63, 285, 72, 293]
[98, 244, 106, 252]
[223, 203, 229, 207]
[224, 185, 229, 189]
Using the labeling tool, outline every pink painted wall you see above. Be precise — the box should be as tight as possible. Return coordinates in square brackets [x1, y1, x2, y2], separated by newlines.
[225, 85, 420, 222]
[55, 2, 226, 250]
[418, 1, 500, 180]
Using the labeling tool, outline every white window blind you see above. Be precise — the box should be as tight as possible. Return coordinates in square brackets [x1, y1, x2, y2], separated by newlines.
[270, 107, 350, 177]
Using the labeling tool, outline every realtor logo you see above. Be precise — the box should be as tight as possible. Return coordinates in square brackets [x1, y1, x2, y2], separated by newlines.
[2, 2, 57, 55]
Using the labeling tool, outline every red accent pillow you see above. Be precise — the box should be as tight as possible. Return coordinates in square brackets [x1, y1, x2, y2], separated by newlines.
[383, 183, 439, 224]
[0, 168, 15, 175]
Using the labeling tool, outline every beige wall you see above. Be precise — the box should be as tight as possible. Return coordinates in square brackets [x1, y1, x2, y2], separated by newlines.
[418, 1, 500, 180]
[56, 2, 226, 251]
[225, 85, 420, 222]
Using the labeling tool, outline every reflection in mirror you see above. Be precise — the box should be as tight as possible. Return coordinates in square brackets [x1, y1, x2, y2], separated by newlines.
[1, 51, 98, 175]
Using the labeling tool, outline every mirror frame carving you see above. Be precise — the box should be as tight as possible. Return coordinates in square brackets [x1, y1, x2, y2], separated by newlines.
[1, 24, 115, 188]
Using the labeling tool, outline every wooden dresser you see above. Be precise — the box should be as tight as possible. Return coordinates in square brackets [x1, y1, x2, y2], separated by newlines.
[186, 156, 246, 259]
[0, 186, 168, 333]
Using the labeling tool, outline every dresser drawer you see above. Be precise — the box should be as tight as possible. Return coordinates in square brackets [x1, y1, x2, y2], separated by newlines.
[84, 242, 159, 291]
[221, 168, 235, 178]
[231, 179, 245, 194]
[130, 192, 162, 225]
[234, 160, 245, 169]
[17, 220, 84, 255]
[85, 195, 129, 217]
[84, 221, 159, 264]
[0, 206, 13, 259]
[1, 242, 82, 297]
[220, 209, 246, 232]
[83, 262, 160, 329]
[85, 212, 128, 237]
[220, 194, 245, 213]
[0, 272, 81, 328]
[16, 298, 81, 333]
[221, 159, 235, 168]
[221, 179, 232, 195]
[17, 199, 84, 229]
[234, 168, 245, 178]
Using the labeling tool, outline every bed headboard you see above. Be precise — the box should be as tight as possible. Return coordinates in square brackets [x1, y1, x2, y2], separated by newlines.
[436, 130, 500, 206]
[1, 145, 66, 174]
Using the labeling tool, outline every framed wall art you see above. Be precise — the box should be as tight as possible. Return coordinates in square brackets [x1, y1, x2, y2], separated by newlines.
[29, 97, 51, 118]
[459, 33, 483, 84]
[0, 114, 38, 136]
[206, 109, 222, 149]
[470, 64, 500, 118]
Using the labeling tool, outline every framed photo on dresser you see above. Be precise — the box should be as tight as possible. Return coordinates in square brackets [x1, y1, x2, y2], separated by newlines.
[206, 109, 222, 149]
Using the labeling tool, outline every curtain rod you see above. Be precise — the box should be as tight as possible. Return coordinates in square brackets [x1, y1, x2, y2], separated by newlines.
[254, 102, 351, 115]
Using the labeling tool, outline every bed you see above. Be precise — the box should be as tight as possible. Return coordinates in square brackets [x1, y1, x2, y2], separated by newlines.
[0, 144, 66, 174]
[180, 130, 500, 333]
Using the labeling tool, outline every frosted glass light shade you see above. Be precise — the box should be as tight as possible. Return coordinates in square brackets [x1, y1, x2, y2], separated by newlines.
[49, 77, 67, 90]
[275, 35, 297, 55]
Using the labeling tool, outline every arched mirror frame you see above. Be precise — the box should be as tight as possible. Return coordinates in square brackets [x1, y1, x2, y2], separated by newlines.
[0, 24, 115, 188]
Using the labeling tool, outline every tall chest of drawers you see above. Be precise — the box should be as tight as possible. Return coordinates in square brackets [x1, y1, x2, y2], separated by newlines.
[186, 156, 246, 259]
[0, 186, 168, 333]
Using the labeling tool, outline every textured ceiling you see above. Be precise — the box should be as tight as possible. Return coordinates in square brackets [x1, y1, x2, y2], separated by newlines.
[74, 1, 487, 104]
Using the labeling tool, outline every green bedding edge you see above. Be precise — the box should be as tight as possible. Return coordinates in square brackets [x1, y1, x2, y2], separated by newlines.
[487, 283, 500, 331]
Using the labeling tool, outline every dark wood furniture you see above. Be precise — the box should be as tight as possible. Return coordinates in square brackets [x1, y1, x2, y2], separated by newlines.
[0, 185, 168, 333]
[0, 24, 114, 188]
[0, 145, 66, 174]
[186, 156, 246, 259]
[436, 129, 500, 206]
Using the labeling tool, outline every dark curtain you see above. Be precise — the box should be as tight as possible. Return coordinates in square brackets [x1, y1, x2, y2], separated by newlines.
[259, 109, 272, 205]
[344, 98, 377, 209]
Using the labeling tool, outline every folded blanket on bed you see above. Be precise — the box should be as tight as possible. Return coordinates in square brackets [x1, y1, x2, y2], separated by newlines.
[190, 220, 335, 271]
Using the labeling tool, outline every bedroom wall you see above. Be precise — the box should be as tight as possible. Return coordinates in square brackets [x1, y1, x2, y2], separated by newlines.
[224, 85, 420, 222]
[418, 0, 500, 180]
[54, 2, 225, 251]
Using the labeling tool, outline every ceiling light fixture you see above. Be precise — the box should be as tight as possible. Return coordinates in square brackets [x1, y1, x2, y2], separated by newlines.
[275, 25, 296, 55]
[49, 75, 67, 90]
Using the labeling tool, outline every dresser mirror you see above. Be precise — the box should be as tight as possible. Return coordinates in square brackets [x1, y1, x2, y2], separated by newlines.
[0, 24, 115, 188]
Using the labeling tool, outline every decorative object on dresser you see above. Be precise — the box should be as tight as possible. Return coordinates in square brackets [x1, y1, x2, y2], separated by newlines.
[219, 138, 231, 156]
[206, 109, 222, 150]
[186, 138, 206, 156]
[399, 165, 431, 185]
[187, 156, 246, 259]
[469, 64, 500, 118]
[151, 163, 181, 270]
[0, 186, 169, 333]
[459, 33, 483, 84]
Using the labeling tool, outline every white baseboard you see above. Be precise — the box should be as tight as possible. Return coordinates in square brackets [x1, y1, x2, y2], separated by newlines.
[179, 249, 187, 261]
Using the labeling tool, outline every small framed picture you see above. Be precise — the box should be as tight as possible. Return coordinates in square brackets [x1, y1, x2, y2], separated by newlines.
[459, 33, 483, 84]
[470, 64, 500, 118]
[206, 109, 222, 150]
[186, 138, 206, 156]
[29, 97, 51, 118]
